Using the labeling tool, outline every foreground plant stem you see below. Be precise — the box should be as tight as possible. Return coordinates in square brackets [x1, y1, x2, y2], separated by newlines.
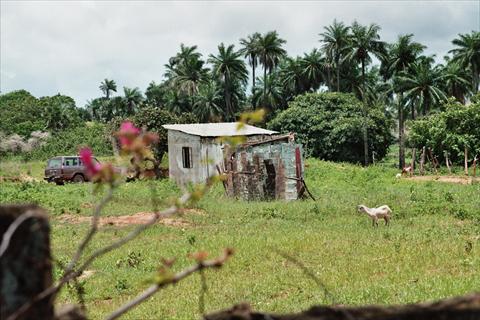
[105, 249, 233, 320]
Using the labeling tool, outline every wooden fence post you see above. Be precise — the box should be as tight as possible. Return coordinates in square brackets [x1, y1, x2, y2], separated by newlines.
[445, 151, 452, 174]
[0, 205, 54, 320]
[410, 148, 416, 175]
[473, 155, 478, 177]
[465, 147, 469, 176]
[420, 146, 426, 175]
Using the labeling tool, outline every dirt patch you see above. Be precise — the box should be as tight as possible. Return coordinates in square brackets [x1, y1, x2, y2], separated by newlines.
[406, 175, 478, 185]
[56, 210, 199, 227]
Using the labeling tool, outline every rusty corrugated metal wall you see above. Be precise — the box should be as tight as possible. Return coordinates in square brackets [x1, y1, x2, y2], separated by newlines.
[224, 142, 304, 201]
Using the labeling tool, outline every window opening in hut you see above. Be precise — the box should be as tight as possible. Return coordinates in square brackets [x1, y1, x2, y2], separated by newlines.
[182, 147, 192, 168]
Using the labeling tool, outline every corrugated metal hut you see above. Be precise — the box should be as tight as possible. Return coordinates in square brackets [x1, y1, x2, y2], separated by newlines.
[223, 134, 304, 201]
[163, 122, 304, 200]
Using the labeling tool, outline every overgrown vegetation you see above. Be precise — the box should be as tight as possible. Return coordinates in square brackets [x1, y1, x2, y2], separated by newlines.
[268, 92, 394, 162]
[1, 159, 479, 319]
[1, 27, 479, 168]
[408, 96, 480, 164]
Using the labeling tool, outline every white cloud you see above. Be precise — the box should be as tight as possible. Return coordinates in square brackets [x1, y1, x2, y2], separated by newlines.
[1, 0, 479, 106]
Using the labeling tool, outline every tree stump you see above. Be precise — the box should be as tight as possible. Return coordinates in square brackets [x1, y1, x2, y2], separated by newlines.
[0, 205, 54, 320]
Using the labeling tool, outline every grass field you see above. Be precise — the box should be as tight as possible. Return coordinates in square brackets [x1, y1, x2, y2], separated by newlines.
[1, 157, 479, 319]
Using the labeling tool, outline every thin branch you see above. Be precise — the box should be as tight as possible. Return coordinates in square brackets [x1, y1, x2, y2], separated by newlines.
[271, 248, 337, 305]
[0, 210, 36, 258]
[271, 248, 354, 320]
[105, 249, 233, 320]
[9, 169, 217, 320]
[76, 192, 191, 274]
[199, 269, 208, 316]
[64, 187, 114, 276]
[7, 192, 191, 320]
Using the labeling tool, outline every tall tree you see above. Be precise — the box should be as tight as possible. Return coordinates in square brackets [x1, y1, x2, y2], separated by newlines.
[168, 56, 208, 96]
[208, 43, 248, 121]
[123, 87, 143, 116]
[300, 49, 325, 92]
[345, 21, 386, 165]
[449, 31, 480, 94]
[99, 79, 117, 99]
[193, 80, 223, 122]
[384, 34, 425, 168]
[167, 43, 202, 68]
[257, 31, 287, 106]
[240, 33, 261, 92]
[280, 57, 307, 97]
[319, 20, 350, 92]
[398, 59, 446, 116]
[441, 57, 471, 104]
[253, 73, 285, 114]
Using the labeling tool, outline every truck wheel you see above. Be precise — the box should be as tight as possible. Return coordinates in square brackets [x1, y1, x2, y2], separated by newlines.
[73, 174, 85, 183]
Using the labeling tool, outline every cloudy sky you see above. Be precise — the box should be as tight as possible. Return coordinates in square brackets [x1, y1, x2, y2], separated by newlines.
[1, 1, 479, 106]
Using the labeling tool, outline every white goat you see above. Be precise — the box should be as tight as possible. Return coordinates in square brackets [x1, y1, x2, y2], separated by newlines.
[357, 205, 392, 227]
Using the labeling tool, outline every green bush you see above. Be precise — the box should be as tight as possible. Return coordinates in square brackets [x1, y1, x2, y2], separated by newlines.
[0, 90, 83, 137]
[25, 123, 112, 160]
[268, 92, 394, 163]
[407, 98, 480, 164]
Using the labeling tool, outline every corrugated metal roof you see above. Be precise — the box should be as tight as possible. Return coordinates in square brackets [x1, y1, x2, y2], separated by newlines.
[162, 122, 277, 137]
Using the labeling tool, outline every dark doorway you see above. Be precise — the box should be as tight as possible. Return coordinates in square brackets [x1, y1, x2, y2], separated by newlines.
[264, 159, 276, 200]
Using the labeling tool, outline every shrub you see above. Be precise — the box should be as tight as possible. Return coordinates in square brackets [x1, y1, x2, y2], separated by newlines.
[0, 131, 50, 156]
[407, 98, 480, 164]
[0, 90, 83, 137]
[26, 123, 112, 160]
[268, 92, 394, 163]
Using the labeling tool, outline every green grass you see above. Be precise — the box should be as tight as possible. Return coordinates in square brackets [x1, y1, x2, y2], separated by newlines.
[1, 158, 480, 319]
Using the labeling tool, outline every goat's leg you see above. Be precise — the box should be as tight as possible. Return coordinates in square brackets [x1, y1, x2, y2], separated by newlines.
[371, 218, 375, 227]
[384, 216, 389, 226]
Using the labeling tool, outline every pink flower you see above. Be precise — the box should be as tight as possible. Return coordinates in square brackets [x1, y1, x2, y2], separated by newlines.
[118, 121, 141, 147]
[79, 147, 101, 176]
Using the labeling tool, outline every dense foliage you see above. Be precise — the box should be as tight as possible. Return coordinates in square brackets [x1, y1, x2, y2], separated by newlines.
[0, 90, 84, 137]
[268, 92, 394, 163]
[408, 97, 480, 163]
[25, 123, 112, 160]
[1, 26, 479, 167]
[133, 107, 196, 161]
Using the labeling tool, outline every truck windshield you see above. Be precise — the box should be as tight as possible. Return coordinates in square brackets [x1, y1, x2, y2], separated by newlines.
[48, 159, 62, 168]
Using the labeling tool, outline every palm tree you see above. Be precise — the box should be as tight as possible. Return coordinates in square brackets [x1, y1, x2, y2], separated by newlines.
[300, 49, 325, 92]
[257, 31, 287, 106]
[168, 43, 202, 68]
[193, 81, 223, 122]
[123, 87, 143, 115]
[169, 57, 208, 96]
[398, 60, 446, 116]
[99, 79, 117, 99]
[240, 32, 261, 91]
[319, 20, 350, 92]
[449, 31, 480, 94]
[344, 21, 386, 165]
[208, 43, 248, 121]
[280, 57, 307, 97]
[252, 73, 285, 114]
[345, 22, 387, 95]
[384, 34, 425, 168]
[441, 58, 471, 104]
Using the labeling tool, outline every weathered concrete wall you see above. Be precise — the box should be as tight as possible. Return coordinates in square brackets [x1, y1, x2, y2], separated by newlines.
[226, 142, 304, 201]
[167, 131, 225, 185]
[200, 137, 225, 181]
[167, 131, 202, 185]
